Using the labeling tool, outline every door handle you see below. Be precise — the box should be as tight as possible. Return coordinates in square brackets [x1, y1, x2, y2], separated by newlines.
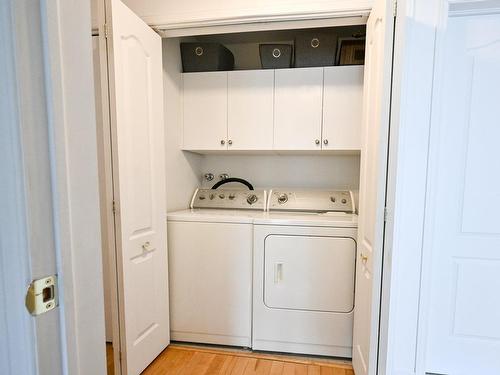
[142, 241, 151, 251]
[360, 253, 368, 264]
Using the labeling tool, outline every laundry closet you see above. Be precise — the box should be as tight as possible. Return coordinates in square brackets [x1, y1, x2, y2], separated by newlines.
[92, 0, 393, 374]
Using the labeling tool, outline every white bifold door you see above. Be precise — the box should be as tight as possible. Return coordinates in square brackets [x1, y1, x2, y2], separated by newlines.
[103, 0, 169, 374]
[352, 0, 395, 374]
[424, 7, 500, 374]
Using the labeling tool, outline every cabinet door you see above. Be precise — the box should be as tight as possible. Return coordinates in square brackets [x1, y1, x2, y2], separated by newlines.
[274, 68, 323, 150]
[323, 66, 364, 150]
[228, 70, 274, 150]
[183, 72, 227, 151]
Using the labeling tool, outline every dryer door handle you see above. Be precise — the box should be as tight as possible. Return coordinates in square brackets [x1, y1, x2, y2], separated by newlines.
[274, 263, 283, 283]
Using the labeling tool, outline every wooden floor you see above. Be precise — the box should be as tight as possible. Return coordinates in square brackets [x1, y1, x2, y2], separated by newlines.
[141, 344, 354, 375]
[106, 343, 115, 375]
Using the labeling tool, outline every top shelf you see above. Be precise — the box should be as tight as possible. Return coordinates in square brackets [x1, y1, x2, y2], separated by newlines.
[180, 25, 366, 73]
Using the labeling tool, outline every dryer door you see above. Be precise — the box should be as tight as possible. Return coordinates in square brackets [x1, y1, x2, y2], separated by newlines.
[264, 235, 356, 313]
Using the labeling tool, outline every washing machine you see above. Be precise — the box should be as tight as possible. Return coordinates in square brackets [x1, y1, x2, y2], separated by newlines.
[252, 189, 358, 357]
[167, 185, 266, 347]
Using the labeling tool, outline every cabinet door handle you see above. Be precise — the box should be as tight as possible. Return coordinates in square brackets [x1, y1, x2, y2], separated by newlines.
[228, 140, 233, 145]
[323, 139, 328, 145]
[220, 140, 225, 145]
[315, 139, 320, 145]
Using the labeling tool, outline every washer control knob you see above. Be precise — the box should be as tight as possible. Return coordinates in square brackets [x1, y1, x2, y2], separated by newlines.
[277, 193, 288, 204]
[341, 198, 347, 204]
[228, 194, 236, 200]
[209, 193, 215, 200]
[330, 196, 336, 203]
[219, 193, 225, 199]
[199, 195, 206, 200]
[247, 194, 258, 205]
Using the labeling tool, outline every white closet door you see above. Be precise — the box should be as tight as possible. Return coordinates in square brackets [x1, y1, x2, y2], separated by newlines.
[183, 72, 228, 151]
[274, 68, 323, 150]
[322, 66, 364, 150]
[227, 70, 274, 150]
[424, 11, 500, 375]
[106, 0, 169, 374]
[352, 0, 394, 374]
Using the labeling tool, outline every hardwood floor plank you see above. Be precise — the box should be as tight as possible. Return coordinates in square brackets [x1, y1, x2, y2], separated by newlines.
[295, 364, 308, 375]
[319, 367, 335, 375]
[307, 365, 321, 375]
[282, 363, 295, 375]
[269, 361, 284, 375]
[219, 356, 237, 375]
[204, 354, 228, 375]
[230, 357, 250, 375]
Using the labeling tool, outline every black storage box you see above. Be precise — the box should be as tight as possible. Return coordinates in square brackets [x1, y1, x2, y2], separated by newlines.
[294, 32, 337, 68]
[180, 43, 234, 72]
[259, 44, 293, 69]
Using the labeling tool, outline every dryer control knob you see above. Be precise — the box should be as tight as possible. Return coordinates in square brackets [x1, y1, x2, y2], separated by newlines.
[247, 194, 258, 205]
[277, 193, 288, 204]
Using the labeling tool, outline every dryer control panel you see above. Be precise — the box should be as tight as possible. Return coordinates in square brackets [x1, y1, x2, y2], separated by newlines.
[191, 188, 266, 210]
[268, 190, 355, 213]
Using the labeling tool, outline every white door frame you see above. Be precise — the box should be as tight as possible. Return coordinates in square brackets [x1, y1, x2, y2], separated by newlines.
[42, 0, 108, 372]
[377, 0, 440, 373]
[1, 0, 108, 374]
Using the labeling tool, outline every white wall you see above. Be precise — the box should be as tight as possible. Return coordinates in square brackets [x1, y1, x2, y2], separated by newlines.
[200, 154, 360, 190]
[163, 38, 203, 211]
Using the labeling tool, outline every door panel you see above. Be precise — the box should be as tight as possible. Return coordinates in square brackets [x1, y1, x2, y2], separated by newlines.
[228, 70, 274, 150]
[168, 221, 253, 346]
[264, 235, 356, 313]
[183, 72, 228, 150]
[425, 12, 500, 374]
[106, 0, 169, 374]
[274, 67, 323, 150]
[352, 0, 394, 374]
[322, 66, 364, 150]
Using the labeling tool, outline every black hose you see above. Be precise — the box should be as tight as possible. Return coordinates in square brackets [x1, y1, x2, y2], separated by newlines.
[211, 177, 254, 190]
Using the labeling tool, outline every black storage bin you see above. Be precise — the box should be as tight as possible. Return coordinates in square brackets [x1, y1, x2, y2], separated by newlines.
[259, 44, 293, 69]
[180, 43, 234, 72]
[294, 32, 337, 68]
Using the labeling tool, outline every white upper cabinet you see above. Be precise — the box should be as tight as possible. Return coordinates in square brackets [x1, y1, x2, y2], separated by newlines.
[227, 70, 274, 150]
[274, 68, 324, 151]
[181, 67, 364, 153]
[182, 72, 227, 151]
[323, 66, 364, 150]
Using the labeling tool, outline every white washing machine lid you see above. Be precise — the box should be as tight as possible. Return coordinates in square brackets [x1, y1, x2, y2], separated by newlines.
[254, 212, 358, 228]
[167, 209, 265, 224]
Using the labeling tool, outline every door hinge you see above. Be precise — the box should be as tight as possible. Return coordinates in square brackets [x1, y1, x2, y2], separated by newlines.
[112, 200, 116, 214]
[104, 23, 109, 39]
[384, 207, 389, 222]
[25, 275, 58, 316]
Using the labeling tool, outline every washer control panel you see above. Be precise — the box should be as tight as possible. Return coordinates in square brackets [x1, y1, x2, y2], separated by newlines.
[191, 189, 266, 210]
[268, 190, 355, 213]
